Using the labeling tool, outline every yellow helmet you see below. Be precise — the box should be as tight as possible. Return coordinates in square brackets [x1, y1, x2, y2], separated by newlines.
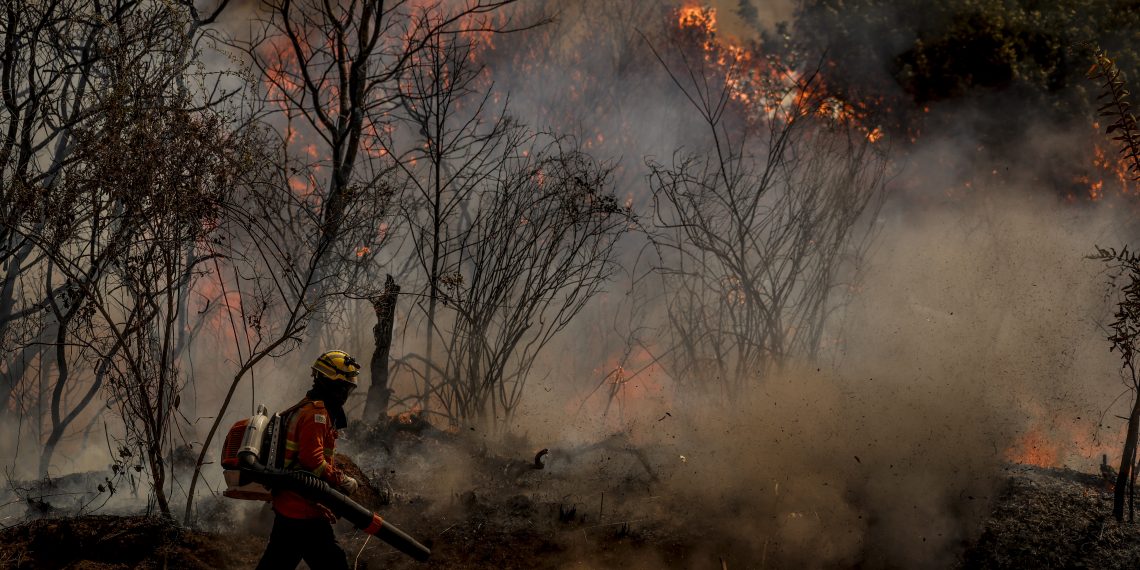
[311, 350, 361, 386]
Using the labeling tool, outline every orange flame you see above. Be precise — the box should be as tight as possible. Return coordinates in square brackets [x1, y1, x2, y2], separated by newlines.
[678, 5, 717, 38]
[396, 406, 423, 425]
[1004, 428, 1059, 467]
[672, 6, 881, 141]
[1080, 121, 1138, 201]
[1004, 411, 1115, 470]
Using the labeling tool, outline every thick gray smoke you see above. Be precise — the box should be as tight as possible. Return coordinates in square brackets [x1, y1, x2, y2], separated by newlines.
[424, 1, 1137, 566]
[479, 186, 1124, 568]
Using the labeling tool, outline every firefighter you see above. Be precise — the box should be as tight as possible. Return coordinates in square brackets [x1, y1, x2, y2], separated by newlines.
[256, 350, 362, 570]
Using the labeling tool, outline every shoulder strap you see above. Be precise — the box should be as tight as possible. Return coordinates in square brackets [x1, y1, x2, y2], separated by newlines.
[278, 398, 312, 470]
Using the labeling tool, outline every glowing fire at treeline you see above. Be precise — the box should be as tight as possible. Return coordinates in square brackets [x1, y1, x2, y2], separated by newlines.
[675, 4, 1132, 205]
[674, 5, 883, 141]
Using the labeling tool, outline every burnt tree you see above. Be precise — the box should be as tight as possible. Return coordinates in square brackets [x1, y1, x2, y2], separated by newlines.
[376, 7, 632, 429]
[365, 275, 400, 421]
[644, 32, 888, 398]
[183, 0, 528, 522]
[0, 0, 234, 476]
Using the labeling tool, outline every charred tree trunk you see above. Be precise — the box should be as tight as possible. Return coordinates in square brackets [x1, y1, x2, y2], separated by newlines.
[1114, 384, 1140, 521]
[148, 443, 172, 519]
[365, 275, 400, 423]
[1131, 451, 1138, 522]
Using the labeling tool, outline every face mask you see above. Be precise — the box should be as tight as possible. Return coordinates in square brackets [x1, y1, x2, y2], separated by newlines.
[327, 391, 348, 407]
[327, 383, 355, 408]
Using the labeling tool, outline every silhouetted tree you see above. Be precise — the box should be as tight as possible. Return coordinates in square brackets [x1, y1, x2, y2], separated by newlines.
[645, 31, 888, 398]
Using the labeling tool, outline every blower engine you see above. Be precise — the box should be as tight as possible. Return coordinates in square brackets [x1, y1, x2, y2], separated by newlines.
[221, 405, 431, 562]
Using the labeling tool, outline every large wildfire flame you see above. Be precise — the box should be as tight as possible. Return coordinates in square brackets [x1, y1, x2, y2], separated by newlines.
[674, 5, 882, 142]
[675, 4, 1127, 204]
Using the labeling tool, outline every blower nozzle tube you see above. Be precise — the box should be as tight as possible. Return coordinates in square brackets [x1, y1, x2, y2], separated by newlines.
[238, 452, 431, 562]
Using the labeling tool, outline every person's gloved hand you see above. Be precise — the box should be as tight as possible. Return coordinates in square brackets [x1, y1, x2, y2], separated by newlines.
[317, 504, 337, 524]
[341, 475, 359, 495]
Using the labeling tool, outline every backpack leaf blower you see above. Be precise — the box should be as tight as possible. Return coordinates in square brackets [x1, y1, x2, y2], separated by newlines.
[222, 404, 431, 562]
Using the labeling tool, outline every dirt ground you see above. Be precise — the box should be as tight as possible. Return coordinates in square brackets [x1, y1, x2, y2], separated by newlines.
[4, 430, 1140, 569]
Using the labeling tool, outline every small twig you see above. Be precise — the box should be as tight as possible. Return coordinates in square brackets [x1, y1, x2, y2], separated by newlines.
[353, 534, 371, 570]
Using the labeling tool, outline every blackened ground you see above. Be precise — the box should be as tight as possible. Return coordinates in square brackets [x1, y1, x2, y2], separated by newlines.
[0, 514, 263, 569]
[3, 448, 1139, 569]
[961, 464, 1140, 569]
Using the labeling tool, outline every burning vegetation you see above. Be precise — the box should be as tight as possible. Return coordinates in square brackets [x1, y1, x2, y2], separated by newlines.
[6, 0, 1140, 568]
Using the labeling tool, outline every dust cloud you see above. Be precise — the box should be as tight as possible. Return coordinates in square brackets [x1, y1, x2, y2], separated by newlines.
[351, 1, 1136, 564]
[459, 181, 1132, 569]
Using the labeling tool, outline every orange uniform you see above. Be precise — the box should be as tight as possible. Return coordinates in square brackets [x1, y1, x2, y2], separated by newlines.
[272, 398, 348, 520]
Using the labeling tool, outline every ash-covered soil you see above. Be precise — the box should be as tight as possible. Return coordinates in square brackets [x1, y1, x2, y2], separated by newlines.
[3, 433, 1139, 569]
[962, 464, 1140, 569]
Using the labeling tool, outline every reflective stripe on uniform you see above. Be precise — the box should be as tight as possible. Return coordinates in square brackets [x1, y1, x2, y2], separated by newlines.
[282, 404, 305, 469]
[281, 401, 335, 480]
[312, 461, 328, 477]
